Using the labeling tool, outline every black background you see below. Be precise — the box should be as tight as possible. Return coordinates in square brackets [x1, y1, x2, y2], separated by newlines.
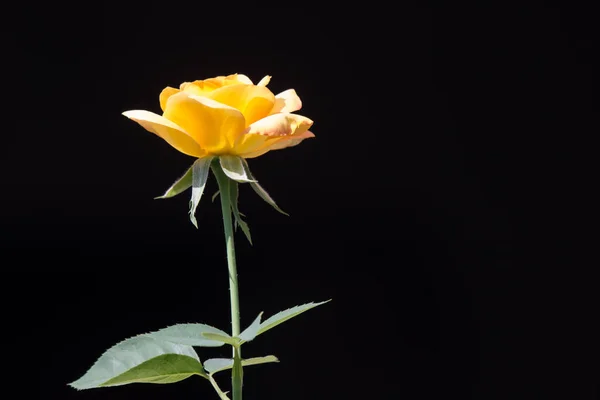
[4, 3, 596, 400]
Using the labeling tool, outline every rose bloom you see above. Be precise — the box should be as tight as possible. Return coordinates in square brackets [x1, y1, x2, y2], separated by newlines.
[123, 73, 314, 159]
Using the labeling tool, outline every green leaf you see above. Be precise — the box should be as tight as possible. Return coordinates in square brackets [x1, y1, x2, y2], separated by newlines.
[204, 356, 279, 375]
[238, 312, 263, 342]
[201, 332, 240, 347]
[220, 155, 256, 183]
[154, 165, 193, 199]
[257, 300, 331, 337]
[203, 358, 232, 374]
[101, 354, 204, 386]
[189, 156, 214, 228]
[212, 190, 220, 202]
[242, 159, 289, 216]
[68, 335, 206, 390]
[230, 180, 252, 245]
[149, 323, 229, 347]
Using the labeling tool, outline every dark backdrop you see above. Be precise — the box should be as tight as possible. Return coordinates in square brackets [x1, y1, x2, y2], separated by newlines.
[4, 3, 595, 400]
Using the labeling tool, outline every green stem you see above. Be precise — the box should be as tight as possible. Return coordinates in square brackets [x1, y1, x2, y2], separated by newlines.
[208, 375, 231, 400]
[213, 162, 243, 400]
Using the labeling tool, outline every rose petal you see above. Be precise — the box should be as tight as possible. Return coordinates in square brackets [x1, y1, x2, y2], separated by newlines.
[197, 77, 228, 91]
[208, 84, 275, 126]
[270, 89, 302, 114]
[164, 92, 246, 154]
[257, 75, 271, 86]
[228, 74, 253, 85]
[245, 113, 313, 137]
[180, 74, 254, 96]
[241, 131, 315, 159]
[159, 86, 180, 112]
[232, 134, 271, 156]
[268, 130, 315, 150]
[122, 110, 205, 157]
[180, 82, 208, 96]
[233, 113, 313, 157]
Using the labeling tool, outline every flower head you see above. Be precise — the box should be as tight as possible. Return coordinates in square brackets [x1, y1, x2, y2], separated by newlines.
[123, 73, 314, 159]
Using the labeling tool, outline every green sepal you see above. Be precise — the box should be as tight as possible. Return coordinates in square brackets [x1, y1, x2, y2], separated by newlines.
[189, 156, 214, 228]
[220, 155, 256, 183]
[154, 165, 193, 199]
[242, 158, 289, 216]
[230, 179, 252, 245]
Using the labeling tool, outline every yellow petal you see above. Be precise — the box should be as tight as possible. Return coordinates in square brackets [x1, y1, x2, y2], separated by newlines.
[233, 113, 313, 157]
[208, 84, 275, 126]
[270, 89, 302, 114]
[122, 110, 205, 157]
[226, 73, 253, 85]
[240, 131, 315, 158]
[198, 77, 228, 91]
[245, 113, 313, 137]
[180, 74, 254, 96]
[268, 130, 315, 150]
[163, 92, 246, 154]
[257, 75, 271, 86]
[159, 87, 180, 112]
[180, 82, 209, 96]
[240, 131, 315, 159]
[232, 134, 271, 156]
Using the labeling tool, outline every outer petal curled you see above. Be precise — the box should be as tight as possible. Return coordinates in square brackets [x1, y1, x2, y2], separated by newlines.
[257, 75, 271, 86]
[268, 130, 315, 150]
[233, 113, 314, 158]
[159, 87, 181, 111]
[245, 113, 313, 137]
[122, 110, 205, 157]
[270, 89, 302, 114]
[164, 92, 246, 154]
[242, 131, 315, 159]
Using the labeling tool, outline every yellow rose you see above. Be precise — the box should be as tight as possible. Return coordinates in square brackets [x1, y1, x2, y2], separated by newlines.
[123, 73, 314, 159]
